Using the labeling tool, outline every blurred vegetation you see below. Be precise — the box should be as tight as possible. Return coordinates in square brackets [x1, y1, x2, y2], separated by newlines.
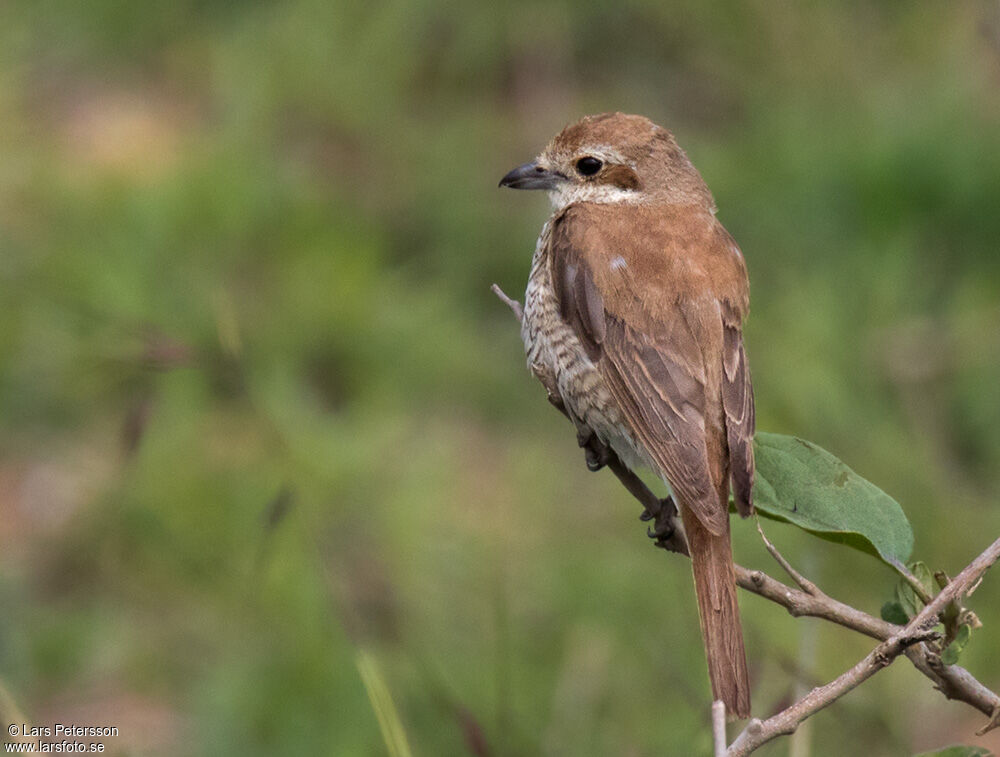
[0, 1, 999, 755]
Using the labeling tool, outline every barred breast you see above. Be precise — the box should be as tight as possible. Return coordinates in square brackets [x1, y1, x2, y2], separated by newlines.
[521, 219, 646, 471]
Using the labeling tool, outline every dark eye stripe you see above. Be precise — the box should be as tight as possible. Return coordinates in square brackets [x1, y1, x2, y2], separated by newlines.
[575, 157, 603, 176]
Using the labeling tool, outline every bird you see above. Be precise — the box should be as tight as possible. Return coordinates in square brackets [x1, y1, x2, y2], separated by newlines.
[499, 112, 755, 719]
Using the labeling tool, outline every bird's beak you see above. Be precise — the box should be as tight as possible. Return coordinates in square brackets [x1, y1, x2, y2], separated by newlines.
[499, 161, 564, 190]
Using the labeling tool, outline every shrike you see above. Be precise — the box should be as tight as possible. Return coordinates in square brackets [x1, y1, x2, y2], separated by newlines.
[500, 112, 755, 718]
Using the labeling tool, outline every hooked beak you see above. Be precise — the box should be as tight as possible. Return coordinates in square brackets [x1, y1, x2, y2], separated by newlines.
[498, 161, 565, 190]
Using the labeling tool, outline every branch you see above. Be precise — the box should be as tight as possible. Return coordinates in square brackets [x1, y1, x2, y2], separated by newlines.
[712, 701, 727, 757]
[732, 564, 892, 640]
[732, 560, 1000, 725]
[728, 626, 939, 756]
[755, 519, 819, 595]
[728, 535, 1000, 755]
[491, 283, 523, 322]
[492, 283, 1000, 740]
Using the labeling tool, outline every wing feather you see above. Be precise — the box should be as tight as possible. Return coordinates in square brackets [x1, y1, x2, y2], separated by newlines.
[550, 204, 753, 535]
[722, 304, 755, 516]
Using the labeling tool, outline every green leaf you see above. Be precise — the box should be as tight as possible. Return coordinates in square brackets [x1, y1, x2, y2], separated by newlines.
[751, 433, 913, 569]
[896, 562, 936, 619]
[880, 601, 909, 625]
[914, 746, 993, 757]
[941, 623, 972, 666]
[910, 562, 937, 597]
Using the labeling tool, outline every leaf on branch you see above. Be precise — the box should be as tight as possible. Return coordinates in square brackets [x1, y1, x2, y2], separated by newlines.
[913, 746, 993, 757]
[897, 562, 937, 618]
[750, 432, 914, 569]
[881, 601, 909, 625]
[941, 623, 973, 666]
[879, 561, 975, 661]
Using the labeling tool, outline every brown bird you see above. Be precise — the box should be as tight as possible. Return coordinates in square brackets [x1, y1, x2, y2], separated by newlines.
[500, 113, 755, 719]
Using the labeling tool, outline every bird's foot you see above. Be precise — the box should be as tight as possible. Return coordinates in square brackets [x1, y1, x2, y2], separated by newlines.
[577, 429, 611, 472]
[643, 496, 679, 549]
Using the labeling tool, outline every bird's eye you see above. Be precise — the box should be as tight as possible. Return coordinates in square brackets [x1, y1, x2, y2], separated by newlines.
[575, 157, 603, 176]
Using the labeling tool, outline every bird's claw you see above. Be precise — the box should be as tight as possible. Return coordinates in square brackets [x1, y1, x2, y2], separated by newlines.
[585, 445, 609, 471]
[577, 429, 611, 472]
[645, 496, 678, 548]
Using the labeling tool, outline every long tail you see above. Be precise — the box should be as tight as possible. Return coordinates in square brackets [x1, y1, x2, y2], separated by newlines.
[680, 505, 751, 719]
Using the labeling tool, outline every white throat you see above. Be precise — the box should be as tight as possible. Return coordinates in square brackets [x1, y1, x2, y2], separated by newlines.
[547, 182, 640, 211]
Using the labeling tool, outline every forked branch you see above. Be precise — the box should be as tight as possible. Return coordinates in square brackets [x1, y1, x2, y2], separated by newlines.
[728, 535, 1000, 755]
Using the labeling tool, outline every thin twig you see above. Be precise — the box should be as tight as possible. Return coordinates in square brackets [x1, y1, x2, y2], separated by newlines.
[712, 701, 727, 757]
[755, 519, 819, 595]
[977, 706, 1000, 736]
[491, 283, 523, 321]
[733, 565, 893, 639]
[727, 627, 938, 756]
[911, 650, 1000, 728]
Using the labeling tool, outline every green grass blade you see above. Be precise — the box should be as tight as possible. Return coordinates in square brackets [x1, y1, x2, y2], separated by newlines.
[355, 650, 413, 757]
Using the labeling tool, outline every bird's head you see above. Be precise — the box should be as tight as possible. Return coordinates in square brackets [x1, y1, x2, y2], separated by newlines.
[499, 112, 712, 210]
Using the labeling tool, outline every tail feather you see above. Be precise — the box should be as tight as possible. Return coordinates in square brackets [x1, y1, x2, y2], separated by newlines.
[681, 506, 751, 719]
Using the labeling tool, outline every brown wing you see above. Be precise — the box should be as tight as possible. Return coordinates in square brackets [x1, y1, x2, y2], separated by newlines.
[551, 203, 752, 535]
[722, 300, 755, 516]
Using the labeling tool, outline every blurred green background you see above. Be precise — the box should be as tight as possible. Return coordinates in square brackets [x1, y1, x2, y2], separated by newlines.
[1, 1, 999, 755]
